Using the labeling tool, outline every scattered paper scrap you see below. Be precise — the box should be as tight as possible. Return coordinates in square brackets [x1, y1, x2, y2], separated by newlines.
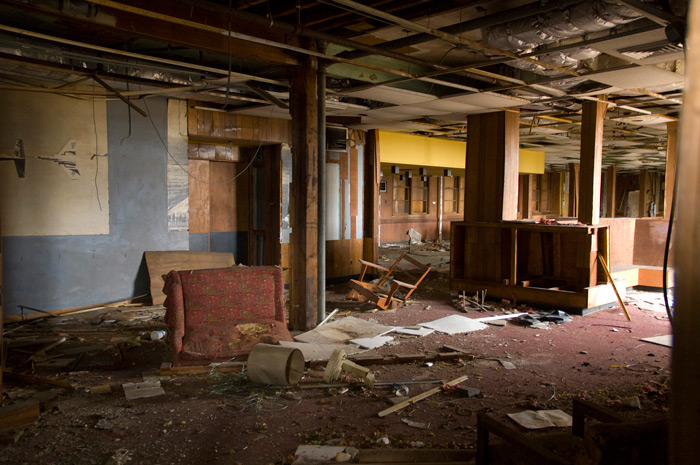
[420, 315, 487, 335]
[292, 445, 346, 465]
[507, 409, 573, 429]
[350, 335, 393, 350]
[401, 418, 430, 429]
[640, 335, 672, 348]
[500, 360, 517, 370]
[392, 326, 435, 337]
[457, 386, 481, 398]
[122, 381, 165, 400]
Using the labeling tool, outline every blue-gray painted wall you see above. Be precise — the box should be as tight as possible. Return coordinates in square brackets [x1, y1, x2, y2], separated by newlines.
[2, 98, 188, 316]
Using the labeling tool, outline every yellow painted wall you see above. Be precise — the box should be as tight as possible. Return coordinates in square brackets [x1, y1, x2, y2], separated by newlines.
[378, 131, 465, 169]
[519, 148, 545, 174]
[378, 130, 545, 174]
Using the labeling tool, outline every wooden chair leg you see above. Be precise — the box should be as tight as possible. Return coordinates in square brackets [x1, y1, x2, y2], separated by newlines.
[476, 413, 490, 465]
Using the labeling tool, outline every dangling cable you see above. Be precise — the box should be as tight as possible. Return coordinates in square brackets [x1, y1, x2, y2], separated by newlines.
[663, 156, 676, 328]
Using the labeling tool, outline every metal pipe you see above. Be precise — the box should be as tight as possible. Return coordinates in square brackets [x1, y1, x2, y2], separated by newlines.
[438, 176, 443, 243]
[324, 0, 580, 77]
[317, 45, 327, 326]
[338, 0, 585, 61]
[0, 24, 285, 86]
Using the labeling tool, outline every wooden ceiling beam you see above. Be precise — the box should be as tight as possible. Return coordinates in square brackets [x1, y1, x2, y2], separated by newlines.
[2, 0, 298, 67]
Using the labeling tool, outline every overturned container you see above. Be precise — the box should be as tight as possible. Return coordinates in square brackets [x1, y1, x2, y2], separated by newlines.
[246, 343, 305, 386]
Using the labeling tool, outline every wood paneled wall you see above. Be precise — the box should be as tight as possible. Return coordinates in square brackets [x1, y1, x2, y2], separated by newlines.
[188, 104, 292, 146]
[379, 171, 461, 243]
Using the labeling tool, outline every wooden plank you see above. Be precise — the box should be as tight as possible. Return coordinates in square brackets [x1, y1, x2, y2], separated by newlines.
[209, 162, 236, 232]
[289, 54, 319, 331]
[357, 449, 475, 463]
[3, 372, 74, 390]
[0, 402, 39, 432]
[578, 99, 607, 224]
[448, 278, 593, 309]
[378, 375, 468, 417]
[568, 163, 580, 217]
[160, 361, 244, 376]
[187, 159, 210, 234]
[144, 251, 234, 305]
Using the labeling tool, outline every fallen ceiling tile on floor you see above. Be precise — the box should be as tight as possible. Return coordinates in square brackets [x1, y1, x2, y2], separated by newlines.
[419, 314, 488, 335]
[640, 334, 673, 348]
[350, 335, 394, 349]
[294, 316, 395, 345]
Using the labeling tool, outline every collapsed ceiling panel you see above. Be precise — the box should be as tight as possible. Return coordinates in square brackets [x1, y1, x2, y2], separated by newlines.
[444, 92, 529, 109]
[340, 86, 437, 105]
[589, 65, 683, 89]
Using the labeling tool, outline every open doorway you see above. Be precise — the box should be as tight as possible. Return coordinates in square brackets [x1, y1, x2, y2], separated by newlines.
[244, 144, 281, 266]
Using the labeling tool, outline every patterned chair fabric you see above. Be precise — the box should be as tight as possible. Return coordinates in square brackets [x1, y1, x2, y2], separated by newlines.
[163, 266, 292, 366]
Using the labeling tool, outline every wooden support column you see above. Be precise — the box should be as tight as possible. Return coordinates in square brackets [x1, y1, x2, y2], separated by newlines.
[550, 172, 563, 217]
[465, 110, 519, 222]
[664, 121, 678, 218]
[638, 168, 648, 217]
[364, 130, 380, 264]
[289, 53, 319, 331]
[605, 165, 616, 218]
[578, 99, 607, 225]
[518, 174, 531, 219]
[567, 163, 580, 217]
[672, 4, 700, 462]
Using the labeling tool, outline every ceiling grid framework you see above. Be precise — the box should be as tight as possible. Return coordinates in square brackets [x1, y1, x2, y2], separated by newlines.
[0, 0, 686, 172]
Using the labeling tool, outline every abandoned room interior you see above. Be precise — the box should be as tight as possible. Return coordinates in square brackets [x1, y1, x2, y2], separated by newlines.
[0, 0, 698, 463]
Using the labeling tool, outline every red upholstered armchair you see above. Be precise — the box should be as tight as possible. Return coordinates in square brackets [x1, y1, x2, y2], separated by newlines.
[163, 266, 293, 366]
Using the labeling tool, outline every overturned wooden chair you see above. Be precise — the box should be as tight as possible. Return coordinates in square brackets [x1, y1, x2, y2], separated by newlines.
[347, 252, 432, 310]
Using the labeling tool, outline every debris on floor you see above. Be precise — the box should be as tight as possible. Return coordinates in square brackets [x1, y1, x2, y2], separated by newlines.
[0, 252, 674, 464]
[640, 334, 673, 348]
[294, 316, 394, 345]
[517, 310, 572, 326]
[507, 409, 573, 429]
[420, 314, 488, 334]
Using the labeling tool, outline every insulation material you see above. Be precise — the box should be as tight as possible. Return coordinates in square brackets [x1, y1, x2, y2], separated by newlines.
[281, 145, 291, 244]
[483, 0, 641, 74]
[0, 90, 109, 236]
[167, 99, 189, 232]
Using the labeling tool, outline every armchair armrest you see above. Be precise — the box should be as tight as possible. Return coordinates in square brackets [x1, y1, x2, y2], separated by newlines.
[163, 270, 186, 358]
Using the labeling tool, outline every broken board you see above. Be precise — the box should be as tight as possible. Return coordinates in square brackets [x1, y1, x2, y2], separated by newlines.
[122, 381, 165, 400]
[144, 251, 235, 305]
